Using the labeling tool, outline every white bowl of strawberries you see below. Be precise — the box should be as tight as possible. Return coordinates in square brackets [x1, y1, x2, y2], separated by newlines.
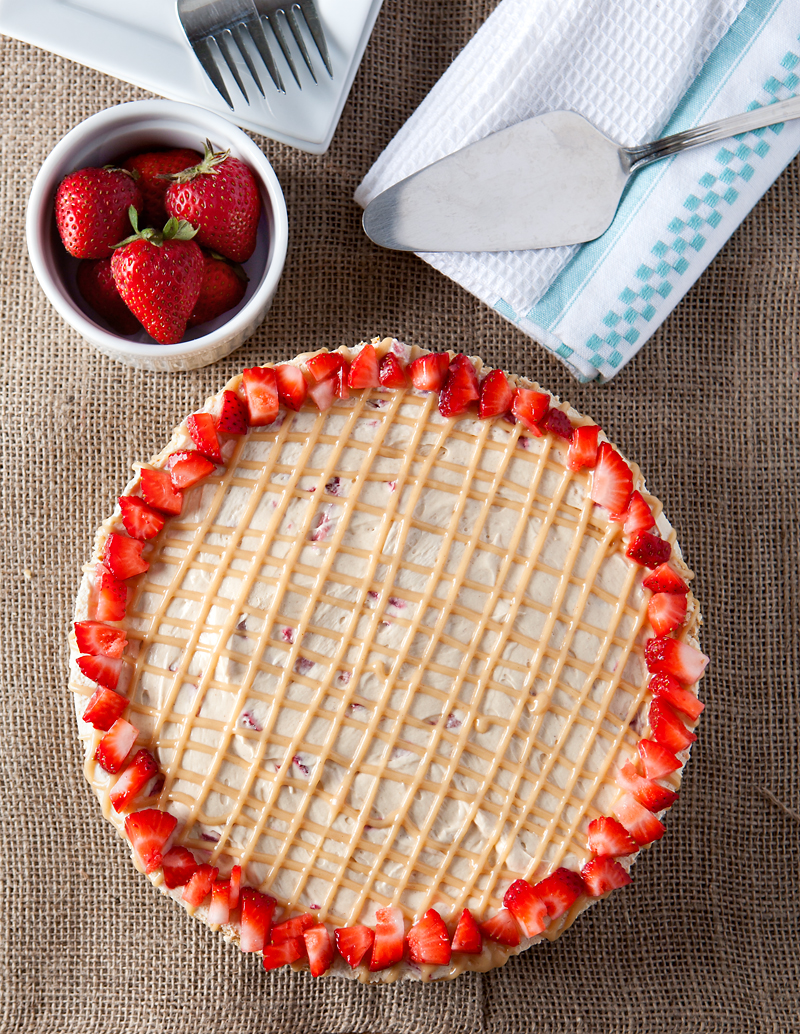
[27, 100, 288, 371]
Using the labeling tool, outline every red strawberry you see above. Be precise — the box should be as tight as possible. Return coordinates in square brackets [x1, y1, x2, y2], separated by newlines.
[271, 913, 316, 944]
[334, 363, 350, 398]
[511, 388, 549, 433]
[306, 352, 345, 382]
[534, 868, 585, 918]
[335, 925, 375, 968]
[649, 672, 705, 721]
[55, 166, 142, 259]
[369, 905, 406, 971]
[182, 863, 218, 907]
[118, 495, 166, 541]
[409, 352, 450, 392]
[103, 533, 149, 580]
[74, 620, 127, 658]
[166, 450, 217, 489]
[613, 793, 666, 845]
[208, 879, 231, 925]
[615, 759, 679, 812]
[644, 636, 709, 684]
[406, 909, 451, 966]
[242, 366, 279, 425]
[304, 924, 335, 977]
[503, 880, 547, 937]
[379, 353, 408, 389]
[586, 815, 638, 857]
[164, 141, 261, 262]
[140, 467, 183, 515]
[124, 808, 177, 874]
[76, 654, 122, 690]
[649, 699, 697, 752]
[262, 938, 305, 970]
[93, 563, 126, 621]
[648, 592, 688, 635]
[581, 856, 632, 896]
[308, 375, 337, 412]
[76, 258, 141, 335]
[275, 364, 308, 410]
[479, 908, 520, 947]
[478, 369, 514, 418]
[540, 407, 573, 439]
[450, 908, 482, 954]
[229, 865, 241, 909]
[110, 748, 159, 812]
[82, 685, 127, 731]
[348, 344, 380, 389]
[161, 846, 198, 889]
[216, 389, 249, 434]
[623, 491, 655, 535]
[122, 148, 202, 224]
[591, 443, 633, 516]
[642, 563, 689, 595]
[240, 888, 276, 951]
[186, 412, 223, 463]
[187, 251, 248, 327]
[637, 739, 681, 779]
[626, 531, 672, 568]
[567, 424, 600, 470]
[95, 717, 138, 773]
[439, 354, 480, 417]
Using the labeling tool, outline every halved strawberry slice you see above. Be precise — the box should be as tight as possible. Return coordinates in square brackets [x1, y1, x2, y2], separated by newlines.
[229, 864, 241, 910]
[118, 496, 166, 541]
[76, 654, 122, 690]
[626, 530, 672, 568]
[450, 908, 482, 953]
[511, 388, 549, 432]
[272, 913, 316, 944]
[306, 352, 345, 382]
[216, 389, 248, 434]
[139, 468, 183, 516]
[409, 352, 449, 391]
[369, 905, 406, 971]
[503, 879, 547, 937]
[103, 533, 149, 580]
[649, 672, 705, 720]
[208, 879, 231, 925]
[612, 792, 666, 845]
[480, 908, 520, 947]
[262, 938, 305, 970]
[623, 491, 655, 535]
[638, 738, 681, 779]
[649, 699, 697, 752]
[95, 716, 138, 773]
[406, 908, 451, 966]
[243, 365, 279, 426]
[186, 411, 223, 463]
[82, 685, 127, 730]
[93, 563, 127, 621]
[648, 592, 688, 635]
[581, 856, 632, 896]
[616, 760, 679, 812]
[110, 748, 158, 811]
[240, 888, 276, 951]
[308, 375, 337, 412]
[182, 862, 218, 907]
[74, 620, 127, 658]
[161, 846, 197, 889]
[534, 867, 585, 918]
[642, 563, 689, 595]
[590, 443, 632, 516]
[347, 343, 380, 388]
[439, 354, 480, 417]
[165, 451, 217, 489]
[124, 808, 177, 873]
[335, 924, 375, 968]
[540, 407, 573, 440]
[334, 363, 350, 398]
[379, 353, 408, 388]
[586, 815, 638, 857]
[275, 363, 308, 410]
[567, 424, 600, 470]
[645, 636, 709, 684]
[304, 924, 335, 977]
[478, 369, 514, 419]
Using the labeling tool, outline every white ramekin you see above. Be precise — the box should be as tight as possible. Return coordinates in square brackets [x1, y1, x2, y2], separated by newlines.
[26, 100, 288, 371]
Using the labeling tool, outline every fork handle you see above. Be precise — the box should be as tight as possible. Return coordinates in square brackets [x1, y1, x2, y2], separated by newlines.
[625, 94, 800, 172]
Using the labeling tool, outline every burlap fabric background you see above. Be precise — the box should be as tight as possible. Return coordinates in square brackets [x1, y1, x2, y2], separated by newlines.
[1, 3, 798, 1032]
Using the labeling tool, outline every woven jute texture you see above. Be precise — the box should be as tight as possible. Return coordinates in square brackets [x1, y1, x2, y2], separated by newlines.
[1, 2, 798, 1031]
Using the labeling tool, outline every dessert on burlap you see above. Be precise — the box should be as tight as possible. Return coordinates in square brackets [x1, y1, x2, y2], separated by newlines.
[68, 337, 708, 982]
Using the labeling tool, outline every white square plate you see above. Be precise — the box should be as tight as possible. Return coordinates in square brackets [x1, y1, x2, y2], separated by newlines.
[0, 0, 383, 153]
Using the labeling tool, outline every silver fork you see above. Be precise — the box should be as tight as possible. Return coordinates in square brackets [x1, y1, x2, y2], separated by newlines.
[177, 0, 332, 109]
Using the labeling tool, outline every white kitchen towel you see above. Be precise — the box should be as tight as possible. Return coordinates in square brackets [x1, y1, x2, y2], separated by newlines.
[356, 0, 800, 382]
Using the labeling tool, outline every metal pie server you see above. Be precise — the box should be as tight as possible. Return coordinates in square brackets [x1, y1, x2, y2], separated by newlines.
[362, 95, 800, 253]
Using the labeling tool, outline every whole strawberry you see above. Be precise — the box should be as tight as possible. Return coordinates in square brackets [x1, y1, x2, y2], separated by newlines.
[110, 209, 204, 344]
[164, 140, 261, 263]
[188, 251, 249, 327]
[55, 166, 142, 259]
[76, 257, 141, 336]
[122, 148, 202, 225]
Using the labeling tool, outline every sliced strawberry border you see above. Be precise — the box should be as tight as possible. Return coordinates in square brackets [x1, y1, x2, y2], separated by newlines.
[70, 339, 708, 979]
